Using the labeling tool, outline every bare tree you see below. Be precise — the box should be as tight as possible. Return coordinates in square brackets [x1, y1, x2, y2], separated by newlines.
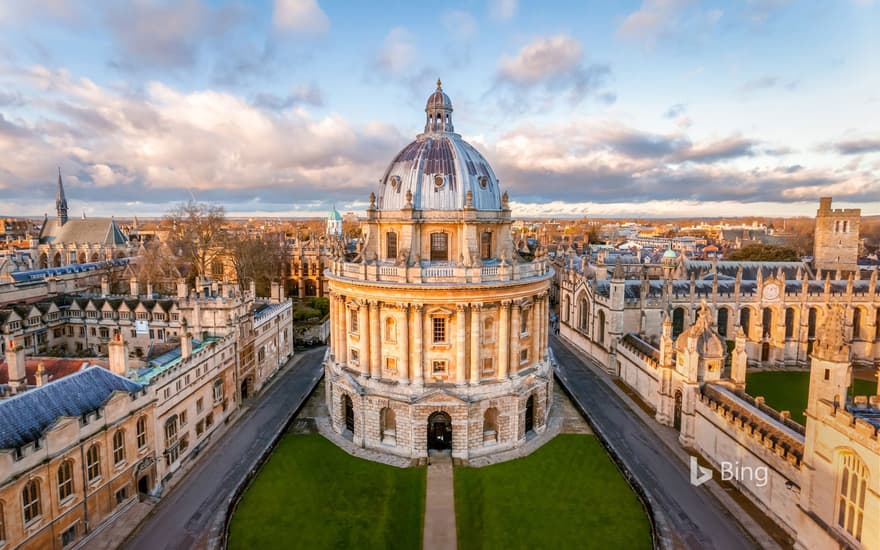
[162, 201, 227, 285]
[226, 230, 289, 296]
[135, 240, 181, 293]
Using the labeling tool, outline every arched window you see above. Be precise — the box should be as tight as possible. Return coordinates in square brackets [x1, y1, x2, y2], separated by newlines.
[113, 430, 126, 465]
[58, 460, 74, 501]
[165, 416, 179, 465]
[837, 452, 868, 541]
[380, 408, 396, 444]
[672, 308, 685, 339]
[22, 479, 40, 523]
[213, 379, 225, 402]
[852, 308, 862, 340]
[385, 232, 398, 260]
[430, 232, 448, 262]
[808, 308, 818, 339]
[762, 308, 773, 338]
[481, 231, 492, 259]
[596, 310, 606, 345]
[350, 307, 359, 334]
[740, 308, 751, 337]
[785, 308, 796, 339]
[86, 445, 101, 482]
[385, 317, 396, 343]
[521, 307, 529, 334]
[136, 416, 148, 449]
[483, 317, 494, 340]
[717, 308, 729, 338]
[483, 407, 499, 444]
[579, 298, 589, 331]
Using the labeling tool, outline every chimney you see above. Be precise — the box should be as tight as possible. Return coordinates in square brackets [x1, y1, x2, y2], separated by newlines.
[101, 276, 110, 296]
[5, 340, 27, 393]
[36, 363, 49, 387]
[108, 333, 129, 376]
[181, 331, 193, 360]
[249, 280, 256, 298]
[130, 276, 139, 297]
[146, 282, 153, 297]
[270, 281, 281, 303]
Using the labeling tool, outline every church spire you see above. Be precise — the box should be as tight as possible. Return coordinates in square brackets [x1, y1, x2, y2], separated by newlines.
[56, 167, 69, 226]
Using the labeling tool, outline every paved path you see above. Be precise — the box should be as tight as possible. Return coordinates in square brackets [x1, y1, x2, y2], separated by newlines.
[551, 335, 759, 550]
[423, 453, 457, 550]
[124, 346, 326, 550]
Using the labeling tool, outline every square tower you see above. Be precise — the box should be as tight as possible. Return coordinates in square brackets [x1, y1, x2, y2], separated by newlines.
[813, 197, 860, 275]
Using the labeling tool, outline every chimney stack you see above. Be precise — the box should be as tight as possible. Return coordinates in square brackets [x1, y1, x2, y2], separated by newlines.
[270, 281, 281, 303]
[130, 276, 139, 297]
[101, 276, 110, 296]
[108, 333, 129, 376]
[249, 279, 256, 298]
[177, 278, 188, 299]
[5, 340, 27, 393]
[181, 331, 193, 360]
[36, 363, 49, 387]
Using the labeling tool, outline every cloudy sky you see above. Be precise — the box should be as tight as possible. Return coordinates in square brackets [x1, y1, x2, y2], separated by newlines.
[0, 0, 878, 218]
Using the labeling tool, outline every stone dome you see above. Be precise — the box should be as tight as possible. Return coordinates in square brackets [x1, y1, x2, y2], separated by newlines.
[376, 80, 502, 212]
[674, 303, 726, 359]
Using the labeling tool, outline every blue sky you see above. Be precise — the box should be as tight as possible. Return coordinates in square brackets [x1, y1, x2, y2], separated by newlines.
[0, 0, 877, 218]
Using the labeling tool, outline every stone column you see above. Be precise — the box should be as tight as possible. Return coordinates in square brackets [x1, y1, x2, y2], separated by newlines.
[399, 305, 410, 384]
[412, 304, 423, 386]
[510, 304, 521, 376]
[532, 298, 540, 364]
[358, 303, 369, 376]
[370, 301, 381, 378]
[329, 293, 338, 360]
[498, 301, 510, 380]
[338, 296, 347, 364]
[470, 304, 481, 385]
[455, 304, 467, 385]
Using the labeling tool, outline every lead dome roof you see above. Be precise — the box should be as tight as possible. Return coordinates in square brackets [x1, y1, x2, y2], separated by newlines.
[376, 80, 502, 212]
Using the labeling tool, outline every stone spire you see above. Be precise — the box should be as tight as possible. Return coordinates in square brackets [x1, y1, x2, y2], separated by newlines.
[56, 167, 68, 226]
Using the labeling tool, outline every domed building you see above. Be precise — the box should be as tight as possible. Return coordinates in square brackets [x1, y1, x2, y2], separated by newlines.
[323, 80, 554, 459]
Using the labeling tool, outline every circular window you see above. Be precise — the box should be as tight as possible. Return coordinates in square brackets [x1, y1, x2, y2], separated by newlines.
[390, 176, 400, 189]
[479, 176, 488, 189]
[434, 175, 445, 188]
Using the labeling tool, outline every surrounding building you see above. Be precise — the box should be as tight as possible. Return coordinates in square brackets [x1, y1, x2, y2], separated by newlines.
[324, 81, 554, 459]
[0, 363, 156, 549]
[327, 207, 343, 239]
[814, 197, 861, 276]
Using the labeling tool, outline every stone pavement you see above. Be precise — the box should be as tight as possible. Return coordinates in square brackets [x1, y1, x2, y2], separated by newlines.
[423, 453, 457, 550]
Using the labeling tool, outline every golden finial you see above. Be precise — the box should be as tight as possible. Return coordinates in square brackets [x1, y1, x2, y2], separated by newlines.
[436, 78, 442, 89]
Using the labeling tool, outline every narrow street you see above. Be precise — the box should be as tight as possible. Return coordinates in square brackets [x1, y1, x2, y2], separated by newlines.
[125, 346, 326, 550]
[551, 335, 757, 550]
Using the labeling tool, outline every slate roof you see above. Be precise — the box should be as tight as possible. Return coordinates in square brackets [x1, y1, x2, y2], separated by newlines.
[0, 367, 143, 449]
[683, 260, 810, 280]
[39, 218, 127, 246]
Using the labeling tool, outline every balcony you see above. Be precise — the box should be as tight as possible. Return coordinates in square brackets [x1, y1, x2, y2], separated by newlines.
[328, 258, 553, 286]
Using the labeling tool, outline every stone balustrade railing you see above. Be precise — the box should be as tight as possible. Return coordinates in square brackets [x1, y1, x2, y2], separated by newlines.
[328, 258, 553, 285]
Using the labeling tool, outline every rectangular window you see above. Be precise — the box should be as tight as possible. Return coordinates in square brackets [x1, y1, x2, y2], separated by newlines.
[520, 348, 529, 363]
[115, 487, 128, 505]
[481, 231, 492, 259]
[205, 413, 214, 428]
[386, 232, 398, 259]
[179, 410, 188, 426]
[61, 525, 77, 547]
[432, 317, 447, 344]
[385, 357, 397, 374]
[196, 398, 204, 413]
[430, 232, 449, 262]
[196, 420, 205, 437]
[432, 360, 447, 375]
[350, 309, 359, 333]
[350, 349, 359, 364]
[100, 327, 109, 339]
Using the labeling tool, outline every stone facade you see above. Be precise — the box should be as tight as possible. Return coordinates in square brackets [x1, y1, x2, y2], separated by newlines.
[814, 197, 861, 276]
[324, 82, 554, 460]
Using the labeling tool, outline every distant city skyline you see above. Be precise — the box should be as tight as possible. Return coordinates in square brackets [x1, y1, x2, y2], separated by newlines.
[0, 0, 878, 218]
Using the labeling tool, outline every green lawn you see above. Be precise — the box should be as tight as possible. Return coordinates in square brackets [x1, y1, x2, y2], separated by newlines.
[746, 371, 877, 425]
[228, 434, 426, 550]
[454, 434, 652, 550]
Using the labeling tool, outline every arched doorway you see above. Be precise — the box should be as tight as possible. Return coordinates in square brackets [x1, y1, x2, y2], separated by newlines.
[525, 396, 535, 434]
[673, 390, 683, 431]
[427, 411, 452, 451]
[240, 376, 253, 400]
[343, 395, 354, 433]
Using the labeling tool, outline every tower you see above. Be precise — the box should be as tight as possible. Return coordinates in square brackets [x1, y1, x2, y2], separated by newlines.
[327, 206, 343, 239]
[56, 167, 68, 226]
[806, 305, 851, 415]
[813, 197, 860, 276]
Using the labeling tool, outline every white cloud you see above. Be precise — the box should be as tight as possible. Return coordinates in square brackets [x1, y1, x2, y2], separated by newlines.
[273, 0, 329, 34]
[489, 0, 518, 20]
[498, 35, 583, 85]
[443, 10, 478, 42]
[617, 0, 694, 45]
[375, 27, 417, 76]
